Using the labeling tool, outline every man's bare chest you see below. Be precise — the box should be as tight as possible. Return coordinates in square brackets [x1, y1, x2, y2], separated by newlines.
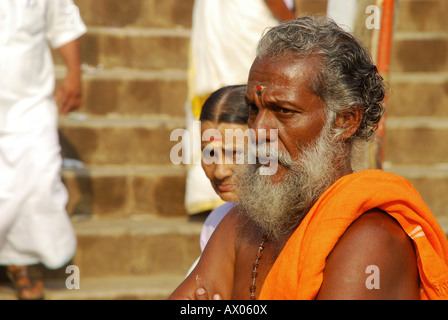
[231, 234, 287, 300]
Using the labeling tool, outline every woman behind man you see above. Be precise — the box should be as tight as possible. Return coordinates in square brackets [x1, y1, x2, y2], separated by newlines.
[187, 85, 249, 275]
[184, 0, 296, 216]
[198, 85, 249, 250]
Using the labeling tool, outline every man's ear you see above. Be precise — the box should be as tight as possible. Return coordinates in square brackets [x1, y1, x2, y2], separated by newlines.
[334, 107, 364, 140]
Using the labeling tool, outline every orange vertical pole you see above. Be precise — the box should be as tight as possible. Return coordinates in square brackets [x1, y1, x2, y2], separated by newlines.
[371, 0, 395, 169]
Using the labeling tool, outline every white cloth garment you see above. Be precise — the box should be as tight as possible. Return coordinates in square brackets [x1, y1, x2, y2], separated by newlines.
[0, 0, 87, 268]
[199, 202, 235, 251]
[189, 0, 279, 100]
[326, 0, 358, 32]
[184, 0, 281, 215]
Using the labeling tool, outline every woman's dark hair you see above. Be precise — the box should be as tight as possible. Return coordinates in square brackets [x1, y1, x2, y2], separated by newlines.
[199, 85, 249, 125]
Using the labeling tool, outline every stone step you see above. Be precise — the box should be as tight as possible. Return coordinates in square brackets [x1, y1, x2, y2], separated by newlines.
[385, 164, 448, 219]
[74, 0, 194, 29]
[70, 216, 201, 277]
[52, 27, 190, 71]
[387, 73, 448, 117]
[0, 273, 184, 300]
[62, 165, 187, 218]
[79, 27, 190, 71]
[384, 116, 448, 165]
[396, 0, 448, 32]
[391, 32, 448, 73]
[56, 67, 187, 117]
[73, 0, 329, 30]
[58, 115, 185, 166]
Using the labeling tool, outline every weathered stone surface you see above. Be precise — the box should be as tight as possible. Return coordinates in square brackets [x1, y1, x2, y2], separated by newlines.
[59, 117, 185, 166]
[385, 165, 448, 220]
[79, 73, 187, 117]
[63, 166, 187, 218]
[384, 124, 448, 165]
[78, 30, 190, 70]
[133, 173, 187, 217]
[387, 76, 448, 117]
[74, 0, 194, 29]
[391, 36, 448, 73]
[72, 217, 201, 277]
[396, 0, 448, 32]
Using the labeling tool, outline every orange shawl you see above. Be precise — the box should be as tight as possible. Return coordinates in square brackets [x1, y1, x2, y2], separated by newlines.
[259, 169, 448, 300]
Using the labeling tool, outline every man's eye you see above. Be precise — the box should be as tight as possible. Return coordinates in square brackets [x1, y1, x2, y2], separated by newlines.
[249, 104, 258, 114]
[275, 106, 293, 114]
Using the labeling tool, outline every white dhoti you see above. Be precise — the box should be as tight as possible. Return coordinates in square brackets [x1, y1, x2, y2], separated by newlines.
[0, 100, 76, 269]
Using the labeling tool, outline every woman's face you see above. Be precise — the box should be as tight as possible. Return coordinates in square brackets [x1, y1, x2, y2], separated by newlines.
[201, 121, 248, 202]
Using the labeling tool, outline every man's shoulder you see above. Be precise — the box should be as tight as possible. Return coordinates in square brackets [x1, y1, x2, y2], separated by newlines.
[317, 209, 420, 299]
[334, 209, 415, 269]
[345, 209, 410, 246]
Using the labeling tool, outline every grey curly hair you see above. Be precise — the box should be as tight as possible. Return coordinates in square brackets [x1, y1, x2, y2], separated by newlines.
[256, 16, 386, 143]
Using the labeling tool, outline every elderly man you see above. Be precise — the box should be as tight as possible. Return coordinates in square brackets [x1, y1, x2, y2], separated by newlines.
[170, 16, 448, 300]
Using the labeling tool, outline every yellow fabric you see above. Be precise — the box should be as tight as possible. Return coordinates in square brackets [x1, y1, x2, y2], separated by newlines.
[191, 94, 211, 119]
[260, 169, 448, 300]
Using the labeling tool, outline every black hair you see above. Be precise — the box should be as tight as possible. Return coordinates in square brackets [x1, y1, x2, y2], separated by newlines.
[199, 85, 249, 125]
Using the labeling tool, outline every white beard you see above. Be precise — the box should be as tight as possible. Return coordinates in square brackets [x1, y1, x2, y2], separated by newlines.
[235, 121, 347, 241]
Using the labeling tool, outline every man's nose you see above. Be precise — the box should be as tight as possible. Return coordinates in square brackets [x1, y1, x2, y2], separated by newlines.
[250, 110, 278, 145]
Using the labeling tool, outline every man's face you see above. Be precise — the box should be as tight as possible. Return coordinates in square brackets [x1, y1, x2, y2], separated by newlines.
[245, 53, 326, 182]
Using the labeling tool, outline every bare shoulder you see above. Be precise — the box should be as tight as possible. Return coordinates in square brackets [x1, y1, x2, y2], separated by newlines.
[342, 209, 412, 249]
[316, 209, 420, 300]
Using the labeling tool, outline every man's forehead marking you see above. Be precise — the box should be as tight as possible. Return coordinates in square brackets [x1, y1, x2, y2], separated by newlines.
[256, 85, 267, 96]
